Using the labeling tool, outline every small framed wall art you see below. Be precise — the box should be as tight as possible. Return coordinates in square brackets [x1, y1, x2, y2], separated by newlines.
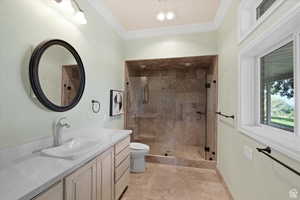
[110, 90, 124, 116]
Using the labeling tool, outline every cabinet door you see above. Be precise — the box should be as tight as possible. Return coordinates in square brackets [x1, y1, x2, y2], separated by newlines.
[97, 148, 114, 200]
[33, 181, 63, 200]
[65, 160, 97, 200]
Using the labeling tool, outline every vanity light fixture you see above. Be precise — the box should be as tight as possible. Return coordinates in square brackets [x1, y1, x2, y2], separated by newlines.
[56, 0, 75, 14]
[54, 0, 87, 24]
[75, 10, 87, 24]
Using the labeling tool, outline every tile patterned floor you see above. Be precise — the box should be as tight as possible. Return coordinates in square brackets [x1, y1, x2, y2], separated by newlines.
[122, 163, 232, 200]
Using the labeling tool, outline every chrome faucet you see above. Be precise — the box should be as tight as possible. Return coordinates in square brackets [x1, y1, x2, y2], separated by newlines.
[53, 117, 71, 146]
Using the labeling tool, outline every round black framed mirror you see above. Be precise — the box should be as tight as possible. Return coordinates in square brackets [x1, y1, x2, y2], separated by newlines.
[29, 39, 85, 112]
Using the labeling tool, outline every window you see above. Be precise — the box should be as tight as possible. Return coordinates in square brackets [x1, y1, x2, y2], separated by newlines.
[239, 2, 300, 161]
[256, 0, 277, 19]
[238, 0, 285, 43]
[260, 42, 294, 132]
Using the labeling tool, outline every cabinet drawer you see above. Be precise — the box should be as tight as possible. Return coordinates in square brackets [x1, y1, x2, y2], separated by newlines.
[115, 136, 130, 155]
[115, 146, 130, 167]
[115, 156, 130, 181]
[115, 170, 129, 200]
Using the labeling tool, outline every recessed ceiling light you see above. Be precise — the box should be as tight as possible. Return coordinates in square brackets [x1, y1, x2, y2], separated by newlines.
[140, 65, 147, 69]
[157, 12, 165, 21]
[166, 12, 175, 20]
[184, 63, 192, 67]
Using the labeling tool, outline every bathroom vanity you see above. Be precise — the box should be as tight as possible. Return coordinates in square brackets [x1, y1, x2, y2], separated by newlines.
[0, 129, 131, 200]
[33, 135, 130, 200]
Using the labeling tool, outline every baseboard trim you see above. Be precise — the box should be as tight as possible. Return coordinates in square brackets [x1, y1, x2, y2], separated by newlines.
[216, 168, 234, 200]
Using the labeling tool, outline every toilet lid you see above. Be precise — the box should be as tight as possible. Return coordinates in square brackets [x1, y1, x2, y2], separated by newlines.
[130, 143, 150, 151]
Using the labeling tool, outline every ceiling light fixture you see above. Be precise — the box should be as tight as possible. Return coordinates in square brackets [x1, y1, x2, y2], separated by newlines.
[54, 0, 87, 24]
[157, 12, 166, 21]
[166, 11, 175, 20]
[156, 0, 175, 22]
[156, 12, 176, 22]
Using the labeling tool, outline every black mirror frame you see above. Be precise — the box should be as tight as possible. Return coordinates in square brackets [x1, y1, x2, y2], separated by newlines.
[29, 39, 86, 112]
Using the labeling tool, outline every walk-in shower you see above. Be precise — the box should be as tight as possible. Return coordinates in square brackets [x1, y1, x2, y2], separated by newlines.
[125, 56, 218, 163]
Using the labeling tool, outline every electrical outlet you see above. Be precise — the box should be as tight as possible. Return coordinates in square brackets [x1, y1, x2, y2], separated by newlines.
[289, 188, 298, 199]
[243, 145, 253, 161]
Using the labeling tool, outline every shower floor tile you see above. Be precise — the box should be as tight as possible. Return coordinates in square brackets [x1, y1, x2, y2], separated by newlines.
[121, 163, 232, 200]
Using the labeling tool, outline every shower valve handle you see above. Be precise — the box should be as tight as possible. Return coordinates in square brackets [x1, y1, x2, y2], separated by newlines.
[196, 111, 206, 115]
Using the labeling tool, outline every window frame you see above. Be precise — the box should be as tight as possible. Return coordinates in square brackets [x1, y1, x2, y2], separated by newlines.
[256, 38, 296, 134]
[255, 0, 276, 20]
[239, 0, 285, 43]
[238, 4, 300, 161]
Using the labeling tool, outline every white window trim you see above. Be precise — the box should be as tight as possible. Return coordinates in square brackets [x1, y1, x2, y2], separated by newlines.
[238, 3, 300, 162]
[238, 0, 285, 44]
[256, 37, 296, 134]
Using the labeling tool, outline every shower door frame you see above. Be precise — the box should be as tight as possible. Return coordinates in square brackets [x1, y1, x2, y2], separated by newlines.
[123, 56, 218, 162]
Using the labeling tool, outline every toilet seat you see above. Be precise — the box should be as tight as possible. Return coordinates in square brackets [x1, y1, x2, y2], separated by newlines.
[130, 143, 150, 151]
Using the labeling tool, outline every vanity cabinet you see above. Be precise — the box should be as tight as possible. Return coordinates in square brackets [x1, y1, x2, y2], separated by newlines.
[65, 160, 97, 200]
[33, 136, 130, 200]
[65, 147, 114, 200]
[96, 148, 114, 200]
[114, 136, 130, 200]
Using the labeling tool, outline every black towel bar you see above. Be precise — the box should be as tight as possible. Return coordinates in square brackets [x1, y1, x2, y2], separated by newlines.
[216, 112, 235, 119]
[256, 147, 300, 177]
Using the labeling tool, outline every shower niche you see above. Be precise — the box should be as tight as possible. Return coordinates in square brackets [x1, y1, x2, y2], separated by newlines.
[125, 56, 218, 163]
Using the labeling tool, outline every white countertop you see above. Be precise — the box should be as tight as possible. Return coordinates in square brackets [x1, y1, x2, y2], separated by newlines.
[0, 128, 131, 200]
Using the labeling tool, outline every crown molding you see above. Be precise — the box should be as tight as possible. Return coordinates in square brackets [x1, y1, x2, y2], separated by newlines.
[87, 0, 126, 36]
[123, 22, 217, 40]
[88, 0, 232, 40]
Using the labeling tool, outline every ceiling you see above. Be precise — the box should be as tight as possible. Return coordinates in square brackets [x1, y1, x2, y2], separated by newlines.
[102, 0, 220, 31]
[126, 56, 216, 73]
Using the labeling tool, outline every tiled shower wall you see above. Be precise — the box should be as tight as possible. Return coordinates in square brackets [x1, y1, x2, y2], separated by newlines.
[126, 67, 207, 160]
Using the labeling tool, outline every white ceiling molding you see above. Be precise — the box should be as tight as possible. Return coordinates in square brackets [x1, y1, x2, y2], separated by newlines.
[123, 22, 217, 40]
[88, 0, 126, 36]
[88, 0, 232, 40]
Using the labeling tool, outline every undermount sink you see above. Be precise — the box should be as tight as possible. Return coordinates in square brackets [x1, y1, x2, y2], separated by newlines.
[41, 137, 101, 160]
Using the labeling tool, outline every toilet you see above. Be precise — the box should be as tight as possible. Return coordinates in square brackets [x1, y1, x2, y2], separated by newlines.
[130, 143, 150, 173]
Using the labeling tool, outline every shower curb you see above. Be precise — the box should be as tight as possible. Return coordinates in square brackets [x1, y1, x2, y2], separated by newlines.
[145, 154, 216, 169]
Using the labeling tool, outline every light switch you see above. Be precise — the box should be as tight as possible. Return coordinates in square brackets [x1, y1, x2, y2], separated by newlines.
[243, 145, 253, 160]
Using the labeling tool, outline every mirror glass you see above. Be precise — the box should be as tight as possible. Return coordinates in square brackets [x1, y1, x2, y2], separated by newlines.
[38, 45, 81, 107]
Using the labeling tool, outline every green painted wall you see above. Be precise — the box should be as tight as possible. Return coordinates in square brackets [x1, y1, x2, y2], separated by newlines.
[0, 0, 124, 149]
[217, 0, 300, 199]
